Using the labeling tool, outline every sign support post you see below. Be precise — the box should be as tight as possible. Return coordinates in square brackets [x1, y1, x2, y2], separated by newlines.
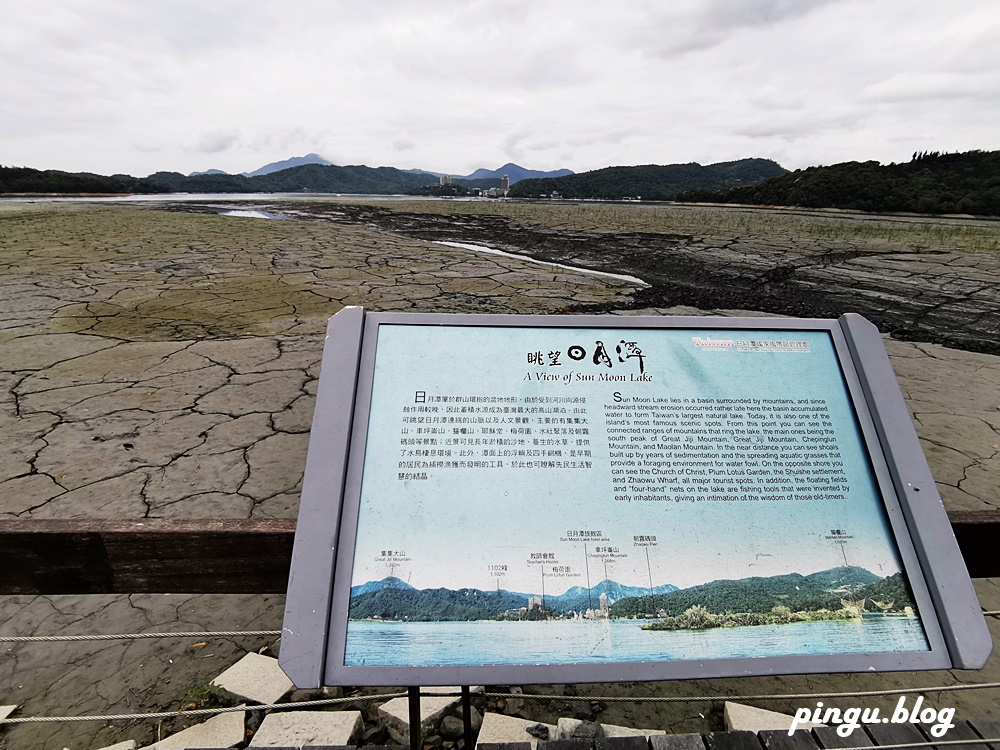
[462, 686, 473, 748]
[408, 686, 421, 750]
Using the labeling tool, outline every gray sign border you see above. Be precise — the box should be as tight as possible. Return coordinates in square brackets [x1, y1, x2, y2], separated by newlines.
[280, 309, 990, 687]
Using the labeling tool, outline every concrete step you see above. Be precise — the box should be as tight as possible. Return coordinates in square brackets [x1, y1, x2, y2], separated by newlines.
[138, 707, 246, 749]
[477, 713, 558, 748]
[724, 703, 824, 733]
[212, 652, 295, 705]
[249, 709, 363, 747]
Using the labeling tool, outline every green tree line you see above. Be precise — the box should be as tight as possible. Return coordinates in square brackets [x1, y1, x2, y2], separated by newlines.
[640, 604, 855, 631]
[610, 569, 914, 618]
[678, 150, 1000, 216]
[0, 162, 442, 195]
[508, 159, 787, 200]
[348, 587, 528, 622]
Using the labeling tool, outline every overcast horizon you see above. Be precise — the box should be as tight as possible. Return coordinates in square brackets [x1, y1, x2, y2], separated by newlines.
[3, 0, 999, 178]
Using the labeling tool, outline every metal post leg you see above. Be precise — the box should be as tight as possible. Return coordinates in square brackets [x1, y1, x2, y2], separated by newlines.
[462, 685, 473, 748]
[409, 686, 421, 750]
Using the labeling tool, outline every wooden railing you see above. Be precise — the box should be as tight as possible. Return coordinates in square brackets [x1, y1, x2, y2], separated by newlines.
[2, 512, 998, 595]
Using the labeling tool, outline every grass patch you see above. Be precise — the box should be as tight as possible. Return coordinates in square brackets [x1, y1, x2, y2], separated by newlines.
[181, 683, 229, 710]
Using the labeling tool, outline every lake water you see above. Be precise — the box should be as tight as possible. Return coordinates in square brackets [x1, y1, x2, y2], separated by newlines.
[433, 241, 649, 286]
[0, 192, 485, 203]
[344, 617, 928, 666]
[218, 208, 292, 220]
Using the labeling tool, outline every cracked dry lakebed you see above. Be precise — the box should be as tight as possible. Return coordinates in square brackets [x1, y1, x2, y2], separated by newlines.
[1, 199, 1000, 749]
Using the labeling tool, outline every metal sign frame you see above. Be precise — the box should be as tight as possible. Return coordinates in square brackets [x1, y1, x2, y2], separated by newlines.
[280, 308, 990, 688]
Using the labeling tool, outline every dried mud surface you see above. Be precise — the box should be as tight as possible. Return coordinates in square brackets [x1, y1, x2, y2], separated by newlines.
[1, 200, 999, 749]
[258, 200, 1000, 356]
[0, 203, 635, 522]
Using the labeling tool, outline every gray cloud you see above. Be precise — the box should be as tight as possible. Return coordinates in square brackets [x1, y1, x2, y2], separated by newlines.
[196, 130, 239, 153]
[733, 111, 863, 141]
[624, 0, 841, 59]
[1, 0, 998, 176]
[862, 72, 1000, 104]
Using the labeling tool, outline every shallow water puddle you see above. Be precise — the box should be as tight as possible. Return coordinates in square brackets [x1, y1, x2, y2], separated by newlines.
[218, 209, 292, 220]
[434, 240, 648, 286]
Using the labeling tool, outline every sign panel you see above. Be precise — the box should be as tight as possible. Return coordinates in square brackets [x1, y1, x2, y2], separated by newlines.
[280, 309, 991, 688]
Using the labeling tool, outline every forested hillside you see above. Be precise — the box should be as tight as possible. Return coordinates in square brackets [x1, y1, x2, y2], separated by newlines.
[508, 159, 787, 200]
[0, 166, 142, 194]
[609, 566, 913, 618]
[0, 162, 440, 195]
[678, 150, 1000, 216]
[348, 587, 528, 621]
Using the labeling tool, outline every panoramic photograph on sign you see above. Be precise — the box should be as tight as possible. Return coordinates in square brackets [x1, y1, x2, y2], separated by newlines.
[340, 323, 930, 668]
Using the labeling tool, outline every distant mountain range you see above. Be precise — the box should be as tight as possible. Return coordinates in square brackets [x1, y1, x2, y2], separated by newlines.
[187, 156, 571, 185]
[460, 163, 573, 184]
[189, 153, 334, 178]
[351, 586, 528, 621]
[155, 164, 441, 194]
[0, 158, 780, 198]
[346, 566, 907, 622]
[240, 152, 333, 177]
[0, 162, 443, 196]
[547, 580, 678, 612]
[508, 159, 788, 201]
[348, 576, 677, 617]
[7, 151, 1000, 216]
[610, 566, 894, 618]
[0, 154, 583, 196]
[350, 576, 416, 596]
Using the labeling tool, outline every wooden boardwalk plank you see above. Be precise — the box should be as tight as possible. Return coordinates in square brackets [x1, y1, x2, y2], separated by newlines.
[705, 731, 764, 750]
[650, 736, 706, 750]
[0, 518, 295, 594]
[539, 741, 595, 750]
[759, 728, 822, 750]
[864, 722, 926, 746]
[598, 736, 650, 750]
[812, 726, 875, 749]
[919, 720, 988, 750]
[968, 720, 1000, 750]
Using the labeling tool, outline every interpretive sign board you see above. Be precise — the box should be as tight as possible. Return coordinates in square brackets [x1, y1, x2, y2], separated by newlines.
[280, 308, 990, 688]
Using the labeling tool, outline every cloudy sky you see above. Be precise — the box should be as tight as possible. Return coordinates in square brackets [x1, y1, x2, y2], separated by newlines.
[2, 0, 998, 177]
